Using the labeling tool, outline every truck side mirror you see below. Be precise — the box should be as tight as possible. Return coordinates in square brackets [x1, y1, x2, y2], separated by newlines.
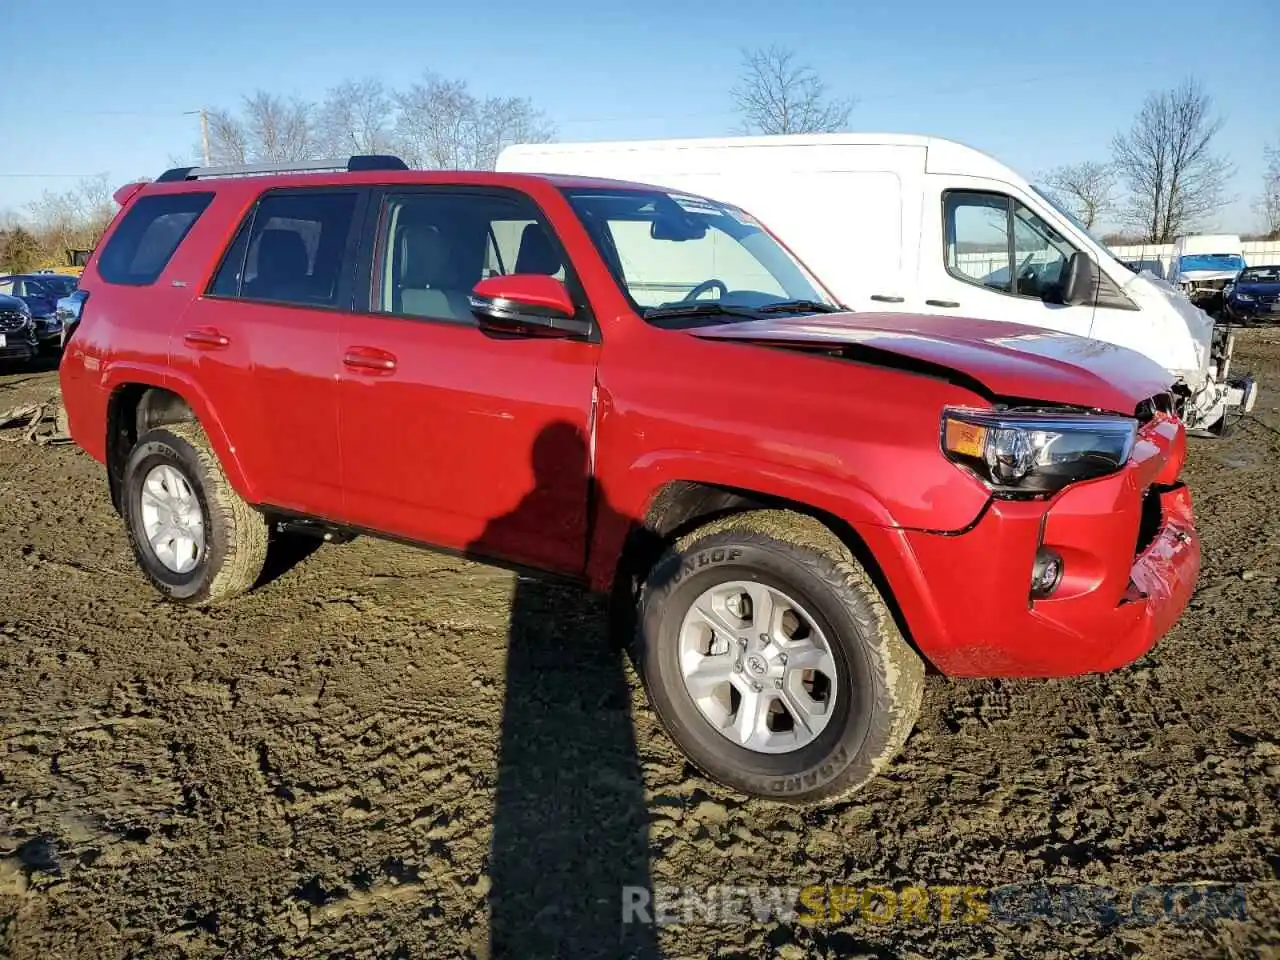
[1059, 251, 1097, 307]
[469, 274, 593, 339]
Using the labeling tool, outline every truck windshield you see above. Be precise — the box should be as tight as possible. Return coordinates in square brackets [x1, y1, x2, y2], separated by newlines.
[1029, 185, 1125, 267]
[1178, 254, 1245, 273]
[562, 187, 837, 323]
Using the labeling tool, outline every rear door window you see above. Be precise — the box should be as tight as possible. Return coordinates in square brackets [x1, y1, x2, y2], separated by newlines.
[210, 191, 359, 307]
[97, 193, 214, 285]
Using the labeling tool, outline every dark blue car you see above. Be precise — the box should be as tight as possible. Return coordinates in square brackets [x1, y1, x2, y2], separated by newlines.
[0, 273, 79, 351]
[1224, 265, 1280, 326]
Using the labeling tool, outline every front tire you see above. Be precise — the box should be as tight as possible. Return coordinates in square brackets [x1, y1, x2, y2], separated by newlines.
[121, 422, 268, 604]
[637, 510, 924, 804]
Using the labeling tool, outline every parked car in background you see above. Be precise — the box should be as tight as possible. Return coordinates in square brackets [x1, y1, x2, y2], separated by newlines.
[0, 273, 79, 352]
[1223, 265, 1280, 326]
[0, 292, 38, 364]
[499, 135, 1256, 436]
[55, 289, 89, 349]
[59, 155, 1199, 803]
[1169, 235, 1246, 312]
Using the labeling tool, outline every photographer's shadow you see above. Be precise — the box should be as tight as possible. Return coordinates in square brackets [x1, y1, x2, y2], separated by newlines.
[470, 422, 660, 959]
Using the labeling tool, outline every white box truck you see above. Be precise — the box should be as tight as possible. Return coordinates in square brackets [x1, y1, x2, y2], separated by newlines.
[498, 133, 1256, 433]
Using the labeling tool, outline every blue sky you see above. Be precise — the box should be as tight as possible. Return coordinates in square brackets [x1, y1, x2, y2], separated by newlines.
[1, 0, 1275, 232]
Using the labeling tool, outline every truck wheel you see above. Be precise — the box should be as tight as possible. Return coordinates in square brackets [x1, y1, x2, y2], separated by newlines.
[121, 422, 268, 605]
[637, 510, 924, 804]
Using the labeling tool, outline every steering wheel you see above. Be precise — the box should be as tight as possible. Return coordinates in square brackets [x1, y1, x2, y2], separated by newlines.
[1016, 251, 1037, 278]
[682, 279, 729, 302]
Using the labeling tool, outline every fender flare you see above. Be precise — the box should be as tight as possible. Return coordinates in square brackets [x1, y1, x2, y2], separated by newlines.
[101, 363, 258, 503]
[586, 449, 900, 591]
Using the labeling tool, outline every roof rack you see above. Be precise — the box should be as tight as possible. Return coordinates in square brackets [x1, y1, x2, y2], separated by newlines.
[155, 154, 409, 183]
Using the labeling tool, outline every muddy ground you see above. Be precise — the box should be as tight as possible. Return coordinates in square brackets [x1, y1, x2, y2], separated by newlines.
[1, 335, 1278, 960]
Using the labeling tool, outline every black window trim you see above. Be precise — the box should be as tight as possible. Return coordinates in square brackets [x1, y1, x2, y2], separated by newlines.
[203, 185, 369, 312]
[98, 190, 215, 287]
[351, 183, 599, 342]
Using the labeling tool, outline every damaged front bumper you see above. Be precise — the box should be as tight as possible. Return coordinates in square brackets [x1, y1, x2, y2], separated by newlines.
[1179, 325, 1258, 435]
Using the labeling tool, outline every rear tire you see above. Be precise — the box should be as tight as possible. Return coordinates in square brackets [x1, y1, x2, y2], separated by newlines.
[636, 510, 924, 804]
[121, 422, 268, 605]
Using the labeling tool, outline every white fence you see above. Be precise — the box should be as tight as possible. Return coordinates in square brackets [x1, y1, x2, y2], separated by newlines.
[1109, 241, 1280, 278]
[951, 241, 1280, 284]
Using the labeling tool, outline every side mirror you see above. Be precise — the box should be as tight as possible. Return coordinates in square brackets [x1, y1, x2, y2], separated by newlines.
[1059, 251, 1097, 306]
[469, 274, 591, 338]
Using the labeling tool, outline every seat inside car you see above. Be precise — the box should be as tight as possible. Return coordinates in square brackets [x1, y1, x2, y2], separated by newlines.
[514, 223, 563, 277]
[397, 224, 472, 321]
[246, 228, 311, 302]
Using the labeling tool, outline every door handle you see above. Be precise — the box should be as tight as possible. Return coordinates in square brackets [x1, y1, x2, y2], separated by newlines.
[343, 347, 397, 373]
[870, 294, 905, 303]
[183, 328, 230, 349]
[925, 299, 960, 308]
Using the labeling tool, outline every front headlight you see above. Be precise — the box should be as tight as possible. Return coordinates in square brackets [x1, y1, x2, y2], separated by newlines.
[1234, 291, 1254, 302]
[941, 407, 1137, 497]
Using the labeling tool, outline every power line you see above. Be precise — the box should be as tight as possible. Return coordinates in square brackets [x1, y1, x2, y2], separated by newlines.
[0, 173, 106, 178]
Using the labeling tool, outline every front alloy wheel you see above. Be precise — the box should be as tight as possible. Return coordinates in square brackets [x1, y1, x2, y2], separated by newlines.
[678, 580, 839, 754]
[638, 510, 924, 804]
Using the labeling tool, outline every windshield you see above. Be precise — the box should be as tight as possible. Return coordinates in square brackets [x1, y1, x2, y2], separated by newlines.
[38, 276, 78, 297]
[1029, 185, 1122, 263]
[562, 188, 835, 323]
[1239, 265, 1280, 283]
[1178, 254, 1245, 273]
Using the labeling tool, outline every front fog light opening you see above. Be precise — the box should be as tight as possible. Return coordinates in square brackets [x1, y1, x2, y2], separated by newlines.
[1031, 548, 1063, 599]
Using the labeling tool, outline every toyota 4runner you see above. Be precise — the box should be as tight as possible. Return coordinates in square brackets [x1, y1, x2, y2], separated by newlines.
[59, 156, 1200, 803]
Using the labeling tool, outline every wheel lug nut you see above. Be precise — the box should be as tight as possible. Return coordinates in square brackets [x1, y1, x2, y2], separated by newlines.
[774, 679, 783, 689]
[733, 661, 743, 672]
[759, 633, 770, 644]
[778, 653, 788, 665]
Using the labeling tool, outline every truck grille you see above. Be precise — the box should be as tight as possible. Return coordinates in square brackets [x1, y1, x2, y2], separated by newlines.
[0, 310, 29, 332]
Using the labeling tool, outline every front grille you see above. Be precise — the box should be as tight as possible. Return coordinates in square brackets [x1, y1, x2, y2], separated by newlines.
[0, 310, 28, 332]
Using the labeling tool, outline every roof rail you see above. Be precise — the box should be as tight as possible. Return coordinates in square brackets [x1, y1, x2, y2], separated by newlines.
[155, 155, 409, 182]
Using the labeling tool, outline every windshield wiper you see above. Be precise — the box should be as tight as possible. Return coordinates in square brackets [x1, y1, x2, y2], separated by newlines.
[643, 302, 764, 321]
[756, 299, 842, 314]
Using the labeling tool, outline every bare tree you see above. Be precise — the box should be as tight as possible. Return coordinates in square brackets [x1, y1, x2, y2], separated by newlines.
[1041, 161, 1116, 230]
[1110, 79, 1232, 242]
[395, 73, 553, 170]
[243, 91, 315, 162]
[317, 78, 395, 156]
[204, 108, 250, 165]
[731, 45, 853, 136]
[0, 226, 42, 274]
[16, 175, 114, 265]
[1258, 141, 1280, 239]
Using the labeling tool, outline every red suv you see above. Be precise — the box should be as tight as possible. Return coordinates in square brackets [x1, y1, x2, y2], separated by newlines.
[59, 156, 1200, 802]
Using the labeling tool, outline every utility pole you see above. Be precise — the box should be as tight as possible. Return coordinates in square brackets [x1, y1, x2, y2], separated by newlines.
[185, 108, 211, 165]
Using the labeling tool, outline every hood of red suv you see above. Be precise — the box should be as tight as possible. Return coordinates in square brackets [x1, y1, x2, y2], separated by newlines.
[692, 311, 1172, 414]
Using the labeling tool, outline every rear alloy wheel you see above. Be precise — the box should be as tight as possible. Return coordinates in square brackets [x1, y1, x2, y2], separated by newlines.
[638, 510, 924, 804]
[122, 422, 268, 604]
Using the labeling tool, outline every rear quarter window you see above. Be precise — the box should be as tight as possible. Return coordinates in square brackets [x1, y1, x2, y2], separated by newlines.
[97, 192, 214, 286]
